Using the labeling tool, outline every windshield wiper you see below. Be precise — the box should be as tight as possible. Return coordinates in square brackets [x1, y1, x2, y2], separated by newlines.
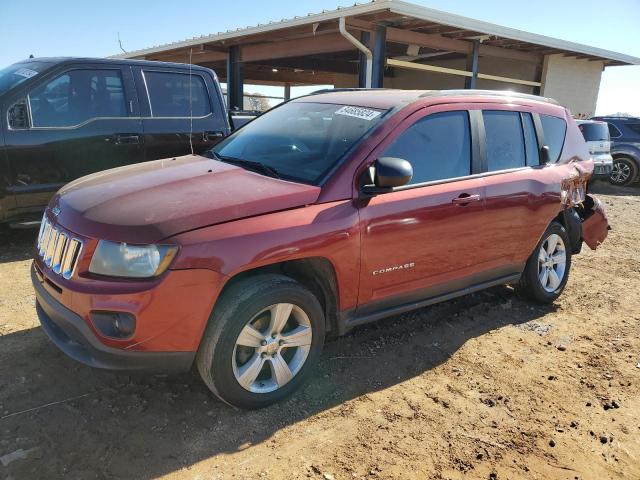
[211, 152, 281, 179]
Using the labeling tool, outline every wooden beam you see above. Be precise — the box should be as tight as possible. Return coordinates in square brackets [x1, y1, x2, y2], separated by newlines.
[478, 43, 542, 64]
[387, 58, 541, 87]
[350, 19, 541, 64]
[254, 57, 358, 75]
[240, 33, 354, 62]
[222, 69, 336, 85]
[149, 50, 227, 63]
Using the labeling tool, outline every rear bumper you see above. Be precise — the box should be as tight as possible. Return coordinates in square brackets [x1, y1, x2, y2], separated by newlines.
[32, 266, 195, 372]
[581, 195, 610, 250]
[591, 154, 613, 178]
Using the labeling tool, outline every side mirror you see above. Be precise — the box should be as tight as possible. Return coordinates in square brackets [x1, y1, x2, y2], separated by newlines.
[362, 156, 413, 195]
[8, 99, 30, 129]
[540, 145, 551, 164]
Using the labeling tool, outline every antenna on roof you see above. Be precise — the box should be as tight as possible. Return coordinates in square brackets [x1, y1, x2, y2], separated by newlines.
[117, 33, 127, 54]
[188, 48, 194, 156]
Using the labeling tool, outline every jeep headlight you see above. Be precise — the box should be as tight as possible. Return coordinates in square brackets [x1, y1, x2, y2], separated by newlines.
[89, 241, 178, 278]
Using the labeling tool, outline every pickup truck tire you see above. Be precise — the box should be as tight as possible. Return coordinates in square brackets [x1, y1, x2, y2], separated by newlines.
[515, 222, 572, 303]
[609, 156, 638, 186]
[196, 274, 325, 409]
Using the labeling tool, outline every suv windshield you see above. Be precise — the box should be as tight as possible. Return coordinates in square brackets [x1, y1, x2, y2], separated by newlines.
[578, 122, 609, 142]
[212, 101, 387, 184]
[0, 61, 52, 96]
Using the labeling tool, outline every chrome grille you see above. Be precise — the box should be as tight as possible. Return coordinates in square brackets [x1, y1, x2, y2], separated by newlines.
[37, 214, 82, 279]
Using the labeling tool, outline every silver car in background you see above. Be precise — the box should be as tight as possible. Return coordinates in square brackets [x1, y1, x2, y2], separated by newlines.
[576, 120, 613, 179]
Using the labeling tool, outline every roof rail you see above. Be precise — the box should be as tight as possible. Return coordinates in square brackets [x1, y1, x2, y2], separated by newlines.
[419, 89, 560, 105]
[308, 87, 391, 95]
[592, 115, 640, 121]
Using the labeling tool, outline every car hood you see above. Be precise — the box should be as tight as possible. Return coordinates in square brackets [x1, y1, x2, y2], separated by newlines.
[51, 155, 321, 244]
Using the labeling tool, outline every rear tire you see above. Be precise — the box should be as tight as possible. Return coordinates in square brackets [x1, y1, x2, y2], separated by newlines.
[196, 274, 325, 409]
[609, 156, 638, 186]
[515, 222, 572, 303]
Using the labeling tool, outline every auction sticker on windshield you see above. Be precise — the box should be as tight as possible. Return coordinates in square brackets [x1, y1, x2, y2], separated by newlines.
[335, 105, 381, 121]
[14, 68, 38, 79]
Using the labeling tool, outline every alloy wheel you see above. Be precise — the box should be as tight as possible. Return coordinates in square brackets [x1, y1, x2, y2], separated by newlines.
[537, 234, 567, 293]
[610, 161, 631, 184]
[232, 303, 312, 393]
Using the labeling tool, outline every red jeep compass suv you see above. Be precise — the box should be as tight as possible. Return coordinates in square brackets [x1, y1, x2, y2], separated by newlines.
[32, 89, 609, 409]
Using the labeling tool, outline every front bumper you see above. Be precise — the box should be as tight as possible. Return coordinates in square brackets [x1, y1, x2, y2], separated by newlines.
[32, 266, 195, 372]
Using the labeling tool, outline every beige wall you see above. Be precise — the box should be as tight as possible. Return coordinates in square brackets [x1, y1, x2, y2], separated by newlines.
[540, 54, 604, 117]
[333, 54, 603, 116]
[334, 56, 539, 93]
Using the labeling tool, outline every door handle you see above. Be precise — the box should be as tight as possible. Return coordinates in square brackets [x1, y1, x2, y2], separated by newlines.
[203, 131, 225, 142]
[452, 193, 481, 205]
[114, 134, 140, 145]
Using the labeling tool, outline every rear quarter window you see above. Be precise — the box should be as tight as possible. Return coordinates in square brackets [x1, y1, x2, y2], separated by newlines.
[607, 123, 622, 138]
[540, 115, 567, 163]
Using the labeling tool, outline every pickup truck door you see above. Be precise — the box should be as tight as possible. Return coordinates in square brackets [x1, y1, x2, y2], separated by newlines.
[2, 63, 142, 217]
[356, 107, 487, 314]
[132, 67, 228, 161]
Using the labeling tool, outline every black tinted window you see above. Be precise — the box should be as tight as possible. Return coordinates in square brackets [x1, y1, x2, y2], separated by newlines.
[578, 122, 609, 141]
[540, 115, 567, 163]
[627, 124, 640, 135]
[383, 111, 471, 184]
[522, 113, 539, 166]
[483, 111, 526, 171]
[29, 69, 126, 127]
[144, 71, 211, 117]
[607, 123, 622, 138]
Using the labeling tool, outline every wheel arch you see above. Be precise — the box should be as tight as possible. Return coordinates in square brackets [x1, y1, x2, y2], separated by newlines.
[217, 257, 340, 335]
[554, 208, 582, 254]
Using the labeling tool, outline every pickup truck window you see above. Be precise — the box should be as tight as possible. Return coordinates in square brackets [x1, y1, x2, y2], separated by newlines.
[212, 102, 386, 184]
[144, 71, 211, 117]
[29, 69, 127, 127]
[382, 111, 471, 184]
[0, 61, 51, 96]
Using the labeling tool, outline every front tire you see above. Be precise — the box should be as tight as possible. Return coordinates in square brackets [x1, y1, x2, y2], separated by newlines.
[196, 274, 325, 409]
[609, 156, 638, 186]
[515, 222, 572, 303]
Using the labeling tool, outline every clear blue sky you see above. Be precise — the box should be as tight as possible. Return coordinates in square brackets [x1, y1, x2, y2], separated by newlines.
[2, 0, 639, 115]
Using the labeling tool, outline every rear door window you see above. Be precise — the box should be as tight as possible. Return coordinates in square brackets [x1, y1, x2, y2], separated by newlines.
[540, 114, 567, 163]
[382, 111, 471, 185]
[144, 71, 211, 117]
[483, 111, 526, 171]
[29, 69, 127, 127]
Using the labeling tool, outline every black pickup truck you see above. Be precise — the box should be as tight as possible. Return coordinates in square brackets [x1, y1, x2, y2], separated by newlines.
[0, 57, 254, 227]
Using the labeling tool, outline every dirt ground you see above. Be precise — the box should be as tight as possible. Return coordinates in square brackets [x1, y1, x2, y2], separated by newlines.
[0, 182, 639, 480]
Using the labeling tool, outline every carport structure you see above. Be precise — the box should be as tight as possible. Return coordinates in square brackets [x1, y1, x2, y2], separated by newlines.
[116, 0, 640, 117]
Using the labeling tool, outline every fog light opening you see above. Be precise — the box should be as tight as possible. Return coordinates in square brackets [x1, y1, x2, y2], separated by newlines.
[91, 311, 136, 339]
